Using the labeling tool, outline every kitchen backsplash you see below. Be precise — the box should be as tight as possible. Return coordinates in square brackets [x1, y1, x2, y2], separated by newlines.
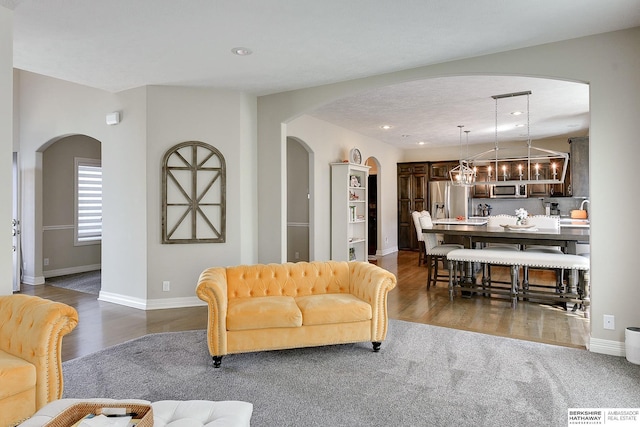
[471, 196, 589, 218]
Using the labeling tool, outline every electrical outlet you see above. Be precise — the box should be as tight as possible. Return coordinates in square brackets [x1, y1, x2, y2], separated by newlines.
[604, 314, 615, 330]
[43, 258, 49, 266]
[162, 281, 170, 292]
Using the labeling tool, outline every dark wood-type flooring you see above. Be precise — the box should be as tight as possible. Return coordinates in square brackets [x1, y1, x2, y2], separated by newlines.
[20, 250, 590, 362]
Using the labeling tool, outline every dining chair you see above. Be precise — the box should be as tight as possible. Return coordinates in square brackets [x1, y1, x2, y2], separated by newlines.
[419, 213, 463, 289]
[411, 210, 429, 266]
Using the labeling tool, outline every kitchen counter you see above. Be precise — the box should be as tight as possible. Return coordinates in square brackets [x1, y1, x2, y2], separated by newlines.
[559, 218, 590, 228]
[433, 217, 488, 226]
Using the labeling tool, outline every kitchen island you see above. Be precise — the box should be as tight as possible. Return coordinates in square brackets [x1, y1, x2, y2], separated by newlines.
[423, 223, 589, 254]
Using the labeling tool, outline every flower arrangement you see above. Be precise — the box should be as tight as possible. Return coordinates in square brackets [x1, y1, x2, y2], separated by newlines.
[515, 208, 528, 225]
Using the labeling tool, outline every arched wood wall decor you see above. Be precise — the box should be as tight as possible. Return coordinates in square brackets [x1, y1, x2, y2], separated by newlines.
[162, 141, 226, 243]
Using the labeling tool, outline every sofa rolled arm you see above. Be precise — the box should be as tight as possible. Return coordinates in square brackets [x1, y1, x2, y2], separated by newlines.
[196, 267, 229, 357]
[0, 294, 78, 410]
[348, 262, 397, 343]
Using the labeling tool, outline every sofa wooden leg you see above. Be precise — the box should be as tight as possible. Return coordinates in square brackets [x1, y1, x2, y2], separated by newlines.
[372, 342, 381, 352]
[212, 356, 223, 368]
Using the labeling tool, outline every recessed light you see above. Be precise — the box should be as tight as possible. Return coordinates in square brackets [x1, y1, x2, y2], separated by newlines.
[417, 141, 426, 145]
[231, 47, 253, 56]
[515, 124, 525, 128]
[380, 125, 393, 130]
[510, 111, 523, 116]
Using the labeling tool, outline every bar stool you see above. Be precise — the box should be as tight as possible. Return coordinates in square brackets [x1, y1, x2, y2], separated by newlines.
[482, 214, 520, 288]
[522, 215, 563, 295]
[419, 213, 463, 289]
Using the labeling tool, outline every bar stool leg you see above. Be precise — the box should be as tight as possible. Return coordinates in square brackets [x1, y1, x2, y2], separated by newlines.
[426, 255, 433, 290]
[448, 259, 455, 301]
[581, 271, 590, 319]
[510, 264, 519, 309]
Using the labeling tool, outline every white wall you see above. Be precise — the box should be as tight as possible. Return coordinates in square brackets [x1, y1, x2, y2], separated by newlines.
[287, 115, 402, 259]
[0, 6, 12, 295]
[145, 86, 257, 305]
[16, 72, 149, 302]
[16, 73, 257, 308]
[258, 28, 640, 354]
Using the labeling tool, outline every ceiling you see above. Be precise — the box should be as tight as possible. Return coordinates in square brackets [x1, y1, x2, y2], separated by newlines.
[4, 0, 640, 148]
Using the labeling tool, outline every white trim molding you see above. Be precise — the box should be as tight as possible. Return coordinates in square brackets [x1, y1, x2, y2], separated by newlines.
[377, 246, 398, 257]
[589, 337, 625, 357]
[98, 291, 149, 310]
[98, 291, 206, 311]
[43, 264, 101, 278]
[22, 275, 45, 285]
[145, 296, 207, 310]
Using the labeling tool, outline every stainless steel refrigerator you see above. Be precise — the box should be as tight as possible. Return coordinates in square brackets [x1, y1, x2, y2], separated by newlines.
[429, 181, 470, 219]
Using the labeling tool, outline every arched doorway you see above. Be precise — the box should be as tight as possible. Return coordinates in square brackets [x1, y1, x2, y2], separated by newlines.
[286, 136, 313, 262]
[41, 134, 102, 295]
[365, 156, 380, 261]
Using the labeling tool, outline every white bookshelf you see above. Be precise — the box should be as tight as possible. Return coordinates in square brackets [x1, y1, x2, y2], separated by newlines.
[331, 162, 369, 262]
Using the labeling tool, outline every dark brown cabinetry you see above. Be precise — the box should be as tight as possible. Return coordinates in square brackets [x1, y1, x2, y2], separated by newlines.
[429, 161, 458, 180]
[528, 162, 550, 197]
[397, 162, 428, 250]
[472, 168, 490, 198]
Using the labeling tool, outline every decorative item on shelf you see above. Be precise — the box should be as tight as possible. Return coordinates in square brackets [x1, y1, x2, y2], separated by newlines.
[466, 91, 568, 186]
[349, 191, 359, 200]
[349, 175, 361, 187]
[515, 208, 528, 225]
[349, 147, 362, 165]
[349, 206, 357, 222]
[349, 247, 356, 261]
[449, 126, 476, 186]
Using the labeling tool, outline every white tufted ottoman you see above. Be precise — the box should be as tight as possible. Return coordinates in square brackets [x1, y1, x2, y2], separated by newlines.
[19, 398, 253, 427]
[152, 400, 253, 427]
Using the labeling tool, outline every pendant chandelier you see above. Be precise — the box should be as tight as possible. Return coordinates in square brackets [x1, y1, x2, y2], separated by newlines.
[449, 125, 476, 186]
[466, 91, 568, 185]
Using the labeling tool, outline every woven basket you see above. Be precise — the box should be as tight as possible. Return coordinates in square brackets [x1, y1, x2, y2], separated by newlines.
[43, 402, 153, 427]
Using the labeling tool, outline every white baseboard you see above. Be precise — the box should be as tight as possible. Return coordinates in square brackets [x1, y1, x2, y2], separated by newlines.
[44, 264, 101, 278]
[145, 296, 207, 310]
[22, 275, 45, 285]
[377, 247, 398, 257]
[98, 291, 148, 310]
[98, 291, 206, 311]
[589, 337, 626, 357]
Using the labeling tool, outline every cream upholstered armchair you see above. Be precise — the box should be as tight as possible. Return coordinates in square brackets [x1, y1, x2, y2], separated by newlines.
[0, 294, 78, 427]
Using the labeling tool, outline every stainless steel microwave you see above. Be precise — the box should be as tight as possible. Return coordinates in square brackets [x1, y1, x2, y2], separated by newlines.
[490, 184, 527, 198]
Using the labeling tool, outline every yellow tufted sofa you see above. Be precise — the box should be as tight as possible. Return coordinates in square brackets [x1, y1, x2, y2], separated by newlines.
[0, 294, 78, 427]
[196, 261, 397, 367]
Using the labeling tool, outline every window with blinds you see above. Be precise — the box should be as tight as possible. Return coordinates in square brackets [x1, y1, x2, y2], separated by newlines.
[75, 158, 102, 245]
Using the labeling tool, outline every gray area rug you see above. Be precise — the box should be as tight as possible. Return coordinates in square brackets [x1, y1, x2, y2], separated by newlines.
[62, 320, 640, 426]
[47, 270, 101, 295]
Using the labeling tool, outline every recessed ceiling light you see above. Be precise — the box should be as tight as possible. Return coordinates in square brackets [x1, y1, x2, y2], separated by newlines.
[515, 124, 525, 128]
[511, 111, 523, 116]
[380, 125, 393, 130]
[231, 47, 253, 56]
[417, 141, 426, 145]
